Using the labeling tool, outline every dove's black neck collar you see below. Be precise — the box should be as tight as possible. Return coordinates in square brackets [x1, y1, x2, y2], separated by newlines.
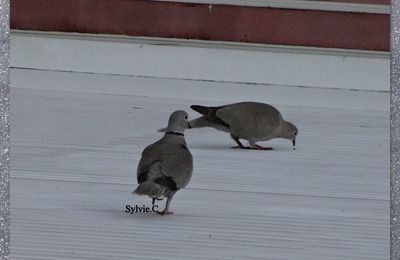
[165, 131, 184, 136]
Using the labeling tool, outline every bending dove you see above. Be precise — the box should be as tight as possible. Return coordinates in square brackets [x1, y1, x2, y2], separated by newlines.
[186, 102, 298, 150]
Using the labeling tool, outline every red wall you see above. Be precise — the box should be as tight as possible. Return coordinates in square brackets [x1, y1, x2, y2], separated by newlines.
[11, 0, 389, 51]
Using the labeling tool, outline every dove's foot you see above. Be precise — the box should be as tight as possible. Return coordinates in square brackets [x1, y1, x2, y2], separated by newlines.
[231, 145, 253, 149]
[231, 145, 272, 150]
[254, 145, 273, 150]
[157, 210, 173, 216]
[157, 196, 174, 215]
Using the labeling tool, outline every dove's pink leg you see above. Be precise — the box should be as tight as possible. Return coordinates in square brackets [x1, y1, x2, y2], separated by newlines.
[230, 135, 248, 149]
[158, 196, 173, 216]
[248, 140, 273, 150]
[249, 140, 272, 151]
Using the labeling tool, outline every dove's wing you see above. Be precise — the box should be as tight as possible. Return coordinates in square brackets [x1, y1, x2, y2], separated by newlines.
[216, 102, 282, 138]
[136, 141, 163, 183]
[157, 142, 193, 189]
[137, 137, 193, 189]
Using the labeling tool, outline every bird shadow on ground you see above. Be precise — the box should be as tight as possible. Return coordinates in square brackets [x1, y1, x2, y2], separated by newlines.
[189, 143, 232, 150]
[91, 205, 209, 220]
[91, 208, 168, 220]
[190, 143, 290, 152]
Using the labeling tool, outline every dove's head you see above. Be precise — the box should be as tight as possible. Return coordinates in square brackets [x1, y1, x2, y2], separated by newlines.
[167, 110, 190, 134]
[282, 121, 298, 149]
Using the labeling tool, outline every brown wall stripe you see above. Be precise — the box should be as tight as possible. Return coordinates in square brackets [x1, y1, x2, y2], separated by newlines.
[11, 0, 389, 51]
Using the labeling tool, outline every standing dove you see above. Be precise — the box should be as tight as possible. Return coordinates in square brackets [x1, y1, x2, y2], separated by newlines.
[187, 102, 298, 150]
[133, 110, 193, 215]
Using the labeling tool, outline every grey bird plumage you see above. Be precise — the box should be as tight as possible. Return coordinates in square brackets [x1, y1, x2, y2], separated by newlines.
[134, 110, 193, 215]
[185, 102, 298, 150]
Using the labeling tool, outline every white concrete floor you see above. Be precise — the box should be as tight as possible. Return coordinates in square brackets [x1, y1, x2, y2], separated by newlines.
[11, 74, 389, 259]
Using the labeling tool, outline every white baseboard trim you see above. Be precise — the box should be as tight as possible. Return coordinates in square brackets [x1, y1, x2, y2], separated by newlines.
[153, 0, 390, 14]
[11, 30, 390, 92]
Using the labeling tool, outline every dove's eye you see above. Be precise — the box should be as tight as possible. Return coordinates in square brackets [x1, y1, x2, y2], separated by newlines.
[294, 131, 297, 136]
[185, 116, 188, 119]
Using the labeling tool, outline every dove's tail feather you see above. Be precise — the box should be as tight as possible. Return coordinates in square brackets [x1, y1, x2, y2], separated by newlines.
[190, 105, 218, 117]
[133, 182, 165, 197]
[190, 105, 230, 130]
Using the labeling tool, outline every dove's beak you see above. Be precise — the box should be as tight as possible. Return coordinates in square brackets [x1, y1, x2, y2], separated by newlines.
[292, 138, 296, 150]
[187, 122, 192, 129]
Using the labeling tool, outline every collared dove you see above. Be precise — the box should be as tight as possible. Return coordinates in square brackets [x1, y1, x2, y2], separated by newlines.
[133, 110, 193, 215]
[188, 102, 298, 150]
